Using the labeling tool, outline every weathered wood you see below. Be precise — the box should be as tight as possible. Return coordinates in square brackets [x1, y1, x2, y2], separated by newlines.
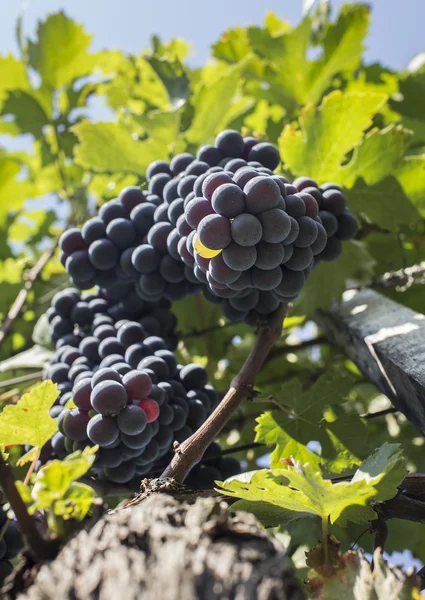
[10, 494, 305, 600]
[316, 288, 425, 435]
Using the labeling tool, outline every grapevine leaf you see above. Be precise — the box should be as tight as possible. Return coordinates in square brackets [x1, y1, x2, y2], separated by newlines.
[217, 461, 378, 527]
[0, 54, 29, 108]
[307, 4, 370, 103]
[53, 482, 96, 521]
[0, 156, 34, 227]
[351, 443, 407, 502]
[28, 12, 95, 89]
[396, 155, 425, 214]
[72, 121, 165, 175]
[146, 57, 189, 109]
[339, 125, 412, 188]
[294, 241, 375, 316]
[185, 55, 252, 145]
[1, 90, 50, 138]
[279, 90, 387, 183]
[255, 373, 366, 473]
[34, 446, 97, 503]
[212, 27, 252, 64]
[0, 380, 58, 449]
[0, 345, 53, 373]
[346, 176, 419, 231]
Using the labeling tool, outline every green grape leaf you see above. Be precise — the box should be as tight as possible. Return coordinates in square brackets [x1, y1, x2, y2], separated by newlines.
[217, 462, 376, 527]
[396, 155, 425, 214]
[307, 4, 370, 104]
[279, 90, 387, 183]
[351, 443, 407, 502]
[34, 446, 97, 504]
[212, 27, 252, 64]
[53, 482, 96, 521]
[0, 345, 53, 373]
[0, 156, 34, 227]
[132, 109, 182, 146]
[0, 380, 58, 449]
[307, 549, 421, 599]
[28, 12, 95, 89]
[346, 176, 420, 231]
[185, 55, 252, 145]
[255, 373, 366, 474]
[339, 125, 412, 188]
[294, 241, 375, 316]
[146, 57, 189, 109]
[0, 54, 29, 108]
[72, 121, 165, 175]
[16, 447, 97, 521]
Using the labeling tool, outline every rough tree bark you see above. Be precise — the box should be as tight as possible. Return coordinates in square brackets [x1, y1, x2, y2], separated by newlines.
[9, 494, 305, 600]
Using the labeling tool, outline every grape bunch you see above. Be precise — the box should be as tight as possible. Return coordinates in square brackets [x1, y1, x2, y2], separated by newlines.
[42, 287, 240, 487]
[59, 129, 357, 326]
[0, 490, 23, 586]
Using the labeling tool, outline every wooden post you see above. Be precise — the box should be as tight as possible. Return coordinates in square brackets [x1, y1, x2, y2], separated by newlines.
[316, 289, 425, 435]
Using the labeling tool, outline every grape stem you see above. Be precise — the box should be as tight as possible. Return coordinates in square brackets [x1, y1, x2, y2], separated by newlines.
[161, 303, 288, 483]
[0, 451, 59, 562]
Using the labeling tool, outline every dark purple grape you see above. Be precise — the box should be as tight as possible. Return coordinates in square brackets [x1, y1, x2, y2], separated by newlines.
[88, 239, 119, 271]
[258, 209, 291, 243]
[336, 211, 358, 240]
[222, 242, 257, 270]
[233, 167, 259, 189]
[231, 213, 262, 247]
[147, 222, 174, 254]
[131, 203, 156, 236]
[225, 158, 248, 173]
[159, 255, 186, 283]
[293, 176, 318, 191]
[117, 322, 145, 347]
[148, 172, 172, 196]
[99, 200, 128, 224]
[209, 253, 241, 284]
[230, 289, 259, 311]
[285, 246, 313, 271]
[132, 244, 161, 274]
[311, 223, 328, 255]
[119, 186, 146, 212]
[255, 241, 285, 270]
[322, 189, 346, 215]
[186, 161, 209, 176]
[297, 192, 319, 218]
[87, 415, 119, 446]
[251, 266, 282, 290]
[66, 251, 95, 283]
[197, 144, 223, 166]
[92, 368, 122, 388]
[247, 142, 280, 170]
[59, 228, 87, 254]
[243, 176, 280, 214]
[294, 217, 318, 248]
[318, 211, 338, 237]
[202, 172, 233, 201]
[73, 378, 93, 411]
[276, 268, 305, 297]
[170, 153, 194, 175]
[180, 363, 208, 389]
[90, 380, 127, 415]
[146, 160, 171, 180]
[320, 237, 343, 261]
[285, 194, 306, 218]
[154, 203, 170, 223]
[167, 198, 185, 225]
[198, 214, 232, 250]
[117, 405, 147, 435]
[211, 183, 245, 218]
[63, 409, 90, 441]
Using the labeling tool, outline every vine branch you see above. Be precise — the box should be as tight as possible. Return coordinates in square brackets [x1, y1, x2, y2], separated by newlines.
[161, 303, 288, 483]
[0, 247, 56, 346]
[0, 451, 58, 561]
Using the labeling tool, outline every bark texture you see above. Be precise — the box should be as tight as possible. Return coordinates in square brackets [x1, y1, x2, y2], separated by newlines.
[13, 494, 305, 600]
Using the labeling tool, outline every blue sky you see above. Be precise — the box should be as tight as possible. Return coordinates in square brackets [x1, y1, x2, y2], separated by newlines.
[0, 0, 424, 70]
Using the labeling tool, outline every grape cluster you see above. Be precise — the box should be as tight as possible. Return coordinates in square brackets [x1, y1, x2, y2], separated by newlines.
[43, 287, 240, 486]
[59, 130, 357, 326]
[0, 490, 23, 586]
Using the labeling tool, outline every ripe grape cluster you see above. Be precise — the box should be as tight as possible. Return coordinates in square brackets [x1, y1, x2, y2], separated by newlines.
[0, 490, 23, 586]
[59, 129, 357, 326]
[43, 287, 240, 486]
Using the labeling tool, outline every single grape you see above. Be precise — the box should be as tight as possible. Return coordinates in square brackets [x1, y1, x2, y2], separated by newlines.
[180, 363, 208, 389]
[247, 142, 280, 170]
[73, 378, 93, 411]
[154, 203, 170, 223]
[255, 241, 285, 270]
[311, 223, 328, 255]
[336, 211, 358, 240]
[215, 130, 244, 158]
[229, 289, 259, 311]
[231, 213, 263, 247]
[137, 398, 160, 423]
[276, 268, 305, 297]
[130, 203, 156, 236]
[294, 216, 318, 248]
[320, 237, 343, 261]
[138, 356, 170, 380]
[146, 160, 171, 180]
[87, 414, 119, 447]
[198, 214, 232, 250]
[251, 265, 283, 290]
[202, 172, 233, 201]
[131, 244, 161, 274]
[322, 189, 346, 215]
[209, 253, 241, 284]
[197, 144, 223, 166]
[63, 409, 90, 441]
[167, 198, 185, 225]
[258, 209, 291, 243]
[99, 200, 128, 224]
[170, 152, 195, 175]
[293, 176, 318, 191]
[92, 368, 122, 388]
[318, 210, 338, 237]
[222, 242, 257, 270]
[66, 251, 95, 283]
[211, 183, 245, 218]
[117, 322, 145, 347]
[243, 176, 280, 214]
[186, 161, 209, 176]
[59, 228, 87, 254]
[160, 255, 186, 283]
[90, 380, 128, 415]
[148, 172, 172, 196]
[119, 186, 146, 211]
[117, 405, 147, 435]
[88, 239, 119, 271]
[285, 246, 313, 271]
[285, 194, 306, 218]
